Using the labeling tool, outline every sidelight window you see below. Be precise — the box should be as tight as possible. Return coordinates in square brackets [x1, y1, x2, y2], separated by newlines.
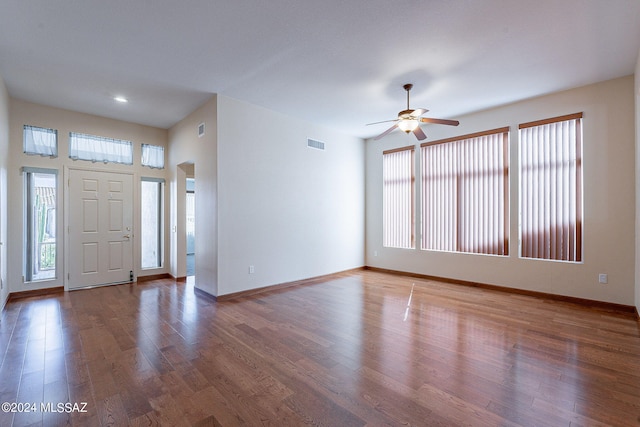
[24, 168, 57, 282]
[141, 178, 164, 269]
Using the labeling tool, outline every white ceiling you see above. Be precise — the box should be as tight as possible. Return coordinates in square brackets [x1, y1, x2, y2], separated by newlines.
[1, 0, 639, 139]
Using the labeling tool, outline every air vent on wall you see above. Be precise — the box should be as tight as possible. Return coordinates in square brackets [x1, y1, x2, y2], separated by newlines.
[198, 122, 205, 138]
[307, 138, 325, 151]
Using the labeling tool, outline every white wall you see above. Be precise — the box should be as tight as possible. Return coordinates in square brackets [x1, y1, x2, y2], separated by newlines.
[216, 95, 365, 296]
[0, 77, 9, 309]
[168, 96, 218, 295]
[635, 52, 640, 312]
[8, 99, 169, 293]
[367, 76, 636, 305]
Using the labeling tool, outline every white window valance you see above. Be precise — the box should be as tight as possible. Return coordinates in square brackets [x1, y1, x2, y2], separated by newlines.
[141, 144, 164, 169]
[24, 125, 58, 157]
[69, 132, 133, 165]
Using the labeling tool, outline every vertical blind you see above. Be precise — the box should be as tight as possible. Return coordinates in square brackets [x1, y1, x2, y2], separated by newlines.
[519, 113, 582, 262]
[383, 146, 414, 249]
[421, 128, 509, 255]
[24, 125, 58, 157]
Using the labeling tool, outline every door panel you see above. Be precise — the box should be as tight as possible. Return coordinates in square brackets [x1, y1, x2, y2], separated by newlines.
[108, 199, 123, 231]
[82, 242, 98, 273]
[83, 199, 99, 232]
[68, 170, 133, 290]
[108, 241, 123, 271]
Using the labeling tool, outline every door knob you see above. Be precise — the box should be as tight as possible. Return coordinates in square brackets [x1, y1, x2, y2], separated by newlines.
[124, 234, 131, 239]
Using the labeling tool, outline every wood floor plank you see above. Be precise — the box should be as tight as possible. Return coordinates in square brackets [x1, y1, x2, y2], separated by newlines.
[1, 271, 639, 426]
[96, 393, 129, 427]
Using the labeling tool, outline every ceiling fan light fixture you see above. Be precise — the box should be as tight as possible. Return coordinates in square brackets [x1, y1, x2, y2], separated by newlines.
[398, 119, 419, 133]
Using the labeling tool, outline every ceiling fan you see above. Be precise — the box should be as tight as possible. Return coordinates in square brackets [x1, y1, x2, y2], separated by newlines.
[367, 83, 459, 141]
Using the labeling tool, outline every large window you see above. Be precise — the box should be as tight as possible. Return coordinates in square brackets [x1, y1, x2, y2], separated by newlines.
[383, 146, 414, 249]
[141, 178, 164, 269]
[421, 128, 509, 255]
[69, 132, 133, 165]
[23, 125, 57, 157]
[519, 113, 583, 262]
[24, 168, 57, 281]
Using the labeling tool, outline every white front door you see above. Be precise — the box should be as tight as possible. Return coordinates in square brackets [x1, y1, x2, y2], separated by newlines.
[67, 169, 133, 290]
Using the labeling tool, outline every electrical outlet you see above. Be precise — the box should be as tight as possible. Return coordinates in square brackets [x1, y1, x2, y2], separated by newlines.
[249, 265, 255, 274]
[598, 274, 608, 284]
[374, 250, 378, 257]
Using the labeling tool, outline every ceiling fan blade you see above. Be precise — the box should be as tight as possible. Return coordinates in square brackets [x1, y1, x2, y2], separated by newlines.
[366, 119, 398, 126]
[420, 117, 460, 126]
[413, 126, 427, 141]
[373, 123, 399, 140]
[412, 108, 428, 117]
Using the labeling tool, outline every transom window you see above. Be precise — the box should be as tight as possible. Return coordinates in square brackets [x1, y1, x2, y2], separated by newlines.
[69, 132, 133, 165]
[24, 125, 57, 157]
[141, 144, 165, 169]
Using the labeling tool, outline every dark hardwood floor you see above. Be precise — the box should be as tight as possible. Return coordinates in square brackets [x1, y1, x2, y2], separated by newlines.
[0, 270, 639, 426]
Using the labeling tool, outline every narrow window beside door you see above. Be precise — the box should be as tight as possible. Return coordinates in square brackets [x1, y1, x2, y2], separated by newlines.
[141, 178, 164, 269]
[24, 168, 57, 282]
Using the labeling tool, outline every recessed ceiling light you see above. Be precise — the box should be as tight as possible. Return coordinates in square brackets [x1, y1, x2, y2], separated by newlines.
[114, 96, 128, 103]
